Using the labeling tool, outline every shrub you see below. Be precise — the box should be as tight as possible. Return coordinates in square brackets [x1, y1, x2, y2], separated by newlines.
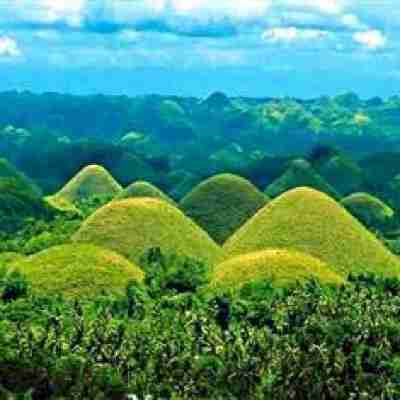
[140, 248, 210, 297]
[0, 269, 30, 301]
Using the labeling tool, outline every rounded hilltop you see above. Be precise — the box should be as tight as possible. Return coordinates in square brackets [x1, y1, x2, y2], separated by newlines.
[211, 249, 344, 290]
[53, 164, 122, 204]
[73, 197, 221, 265]
[9, 244, 144, 299]
[116, 181, 175, 205]
[180, 173, 269, 244]
[265, 159, 340, 199]
[223, 187, 400, 278]
[341, 192, 394, 229]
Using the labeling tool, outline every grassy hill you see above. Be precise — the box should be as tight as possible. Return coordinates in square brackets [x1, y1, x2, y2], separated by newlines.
[341, 192, 394, 229]
[73, 198, 221, 265]
[54, 164, 122, 203]
[10, 244, 144, 299]
[116, 181, 175, 204]
[223, 187, 400, 277]
[212, 249, 344, 289]
[180, 174, 268, 244]
[265, 159, 340, 199]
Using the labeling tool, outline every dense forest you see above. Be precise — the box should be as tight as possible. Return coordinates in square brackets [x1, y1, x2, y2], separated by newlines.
[2, 90, 400, 195]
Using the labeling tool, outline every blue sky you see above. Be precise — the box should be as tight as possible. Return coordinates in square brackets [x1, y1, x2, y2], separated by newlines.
[0, 0, 398, 98]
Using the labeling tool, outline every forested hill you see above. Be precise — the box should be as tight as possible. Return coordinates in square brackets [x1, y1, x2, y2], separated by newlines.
[1, 90, 400, 194]
[2, 90, 400, 146]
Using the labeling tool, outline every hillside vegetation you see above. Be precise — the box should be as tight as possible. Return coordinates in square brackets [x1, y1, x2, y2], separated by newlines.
[10, 244, 144, 298]
[74, 198, 221, 265]
[54, 164, 122, 203]
[224, 187, 400, 277]
[212, 249, 344, 289]
[265, 159, 340, 199]
[341, 192, 394, 229]
[116, 181, 175, 204]
[180, 174, 268, 244]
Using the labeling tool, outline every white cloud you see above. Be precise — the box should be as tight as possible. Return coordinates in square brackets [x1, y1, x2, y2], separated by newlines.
[14, 0, 86, 27]
[281, 0, 344, 15]
[262, 27, 328, 42]
[42, 0, 85, 22]
[149, 0, 271, 19]
[353, 30, 387, 50]
[0, 36, 21, 57]
[341, 13, 367, 30]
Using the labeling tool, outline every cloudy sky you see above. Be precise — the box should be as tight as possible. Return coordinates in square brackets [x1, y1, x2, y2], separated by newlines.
[0, 0, 398, 98]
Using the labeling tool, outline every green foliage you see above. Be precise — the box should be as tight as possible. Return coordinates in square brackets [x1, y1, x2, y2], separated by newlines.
[0, 158, 41, 198]
[0, 215, 82, 255]
[0, 269, 29, 301]
[0, 178, 57, 234]
[74, 193, 114, 218]
[2, 273, 400, 398]
[140, 247, 210, 297]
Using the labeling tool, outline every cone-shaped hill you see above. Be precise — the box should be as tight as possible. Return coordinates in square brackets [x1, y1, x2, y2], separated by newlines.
[265, 159, 340, 199]
[73, 198, 221, 265]
[54, 164, 122, 203]
[316, 155, 365, 196]
[0, 158, 42, 197]
[223, 188, 400, 277]
[180, 174, 269, 244]
[212, 249, 344, 289]
[116, 181, 175, 205]
[341, 193, 394, 228]
[10, 244, 144, 299]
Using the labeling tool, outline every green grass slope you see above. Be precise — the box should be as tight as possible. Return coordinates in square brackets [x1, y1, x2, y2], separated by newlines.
[0, 252, 26, 268]
[73, 198, 221, 265]
[10, 244, 144, 299]
[54, 164, 122, 203]
[45, 195, 82, 215]
[212, 249, 344, 289]
[341, 192, 394, 229]
[223, 187, 400, 277]
[265, 159, 340, 199]
[180, 174, 269, 244]
[116, 181, 175, 205]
